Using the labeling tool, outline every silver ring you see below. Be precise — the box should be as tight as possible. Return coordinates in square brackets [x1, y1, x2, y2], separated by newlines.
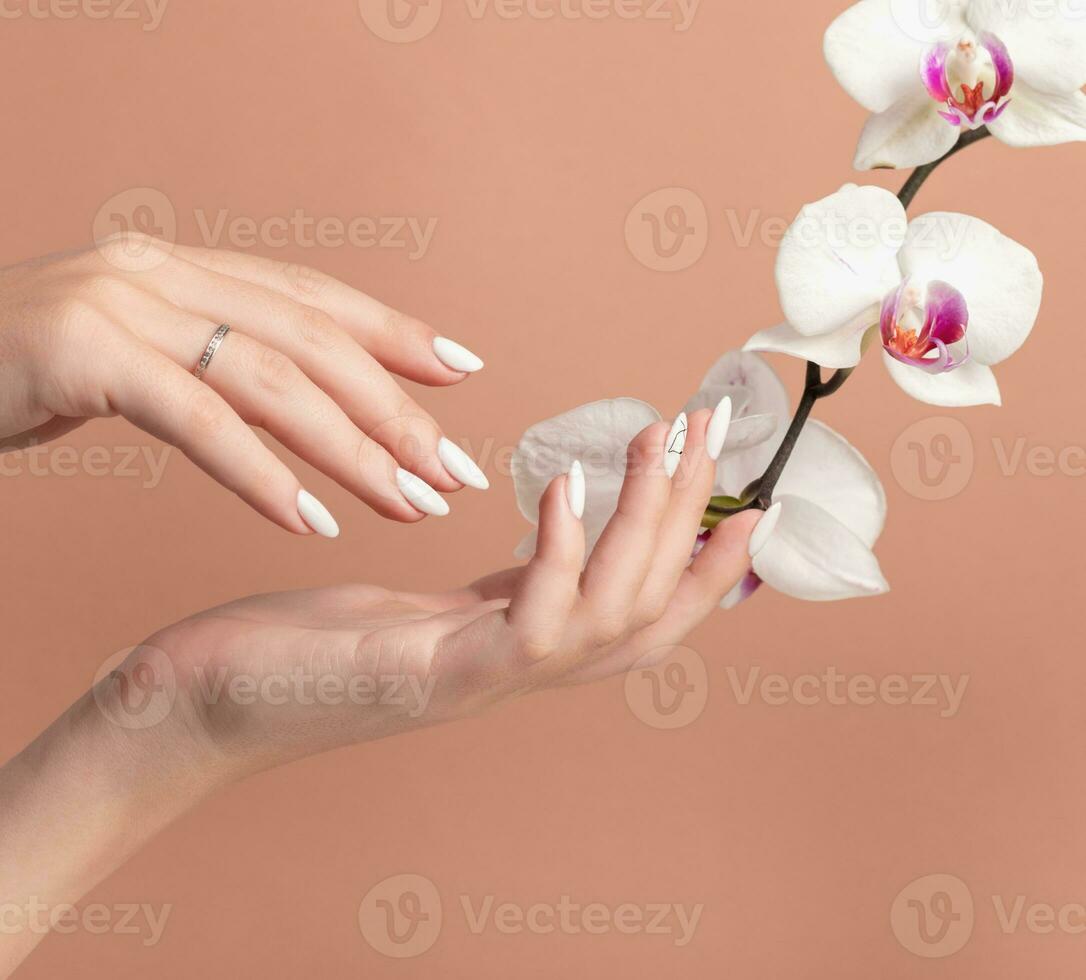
[194, 324, 230, 380]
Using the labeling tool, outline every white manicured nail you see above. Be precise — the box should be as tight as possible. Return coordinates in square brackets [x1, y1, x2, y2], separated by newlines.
[663, 413, 688, 479]
[749, 502, 783, 559]
[396, 468, 450, 517]
[566, 460, 585, 519]
[433, 337, 484, 373]
[706, 396, 733, 461]
[438, 437, 489, 490]
[297, 489, 339, 538]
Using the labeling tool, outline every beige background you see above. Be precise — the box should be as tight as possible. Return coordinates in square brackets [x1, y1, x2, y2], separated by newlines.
[2, 0, 1084, 976]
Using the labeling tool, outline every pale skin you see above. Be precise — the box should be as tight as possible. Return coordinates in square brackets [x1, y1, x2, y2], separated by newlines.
[0, 410, 760, 977]
[0, 234, 484, 530]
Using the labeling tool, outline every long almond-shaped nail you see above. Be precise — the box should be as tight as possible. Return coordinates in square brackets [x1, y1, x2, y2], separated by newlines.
[566, 460, 586, 519]
[748, 501, 783, 559]
[396, 468, 450, 517]
[438, 437, 490, 490]
[663, 413, 688, 479]
[297, 489, 339, 538]
[706, 396, 733, 461]
[433, 337, 484, 373]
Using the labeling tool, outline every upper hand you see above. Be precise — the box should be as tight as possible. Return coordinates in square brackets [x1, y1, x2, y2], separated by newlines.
[0, 235, 488, 535]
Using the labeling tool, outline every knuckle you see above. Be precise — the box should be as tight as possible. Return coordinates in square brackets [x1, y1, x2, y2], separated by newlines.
[589, 612, 628, 647]
[533, 552, 581, 582]
[293, 305, 341, 353]
[355, 435, 396, 481]
[253, 347, 299, 395]
[634, 596, 669, 629]
[184, 385, 230, 442]
[516, 634, 559, 663]
[373, 405, 437, 460]
[381, 307, 408, 336]
[381, 307, 431, 343]
[246, 461, 282, 498]
[98, 231, 161, 263]
[281, 262, 328, 300]
[76, 273, 133, 307]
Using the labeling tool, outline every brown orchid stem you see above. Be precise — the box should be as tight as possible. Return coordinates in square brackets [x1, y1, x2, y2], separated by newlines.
[713, 127, 992, 518]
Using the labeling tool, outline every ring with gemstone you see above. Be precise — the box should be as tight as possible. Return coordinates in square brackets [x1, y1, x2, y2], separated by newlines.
[194, 324, 231, 380]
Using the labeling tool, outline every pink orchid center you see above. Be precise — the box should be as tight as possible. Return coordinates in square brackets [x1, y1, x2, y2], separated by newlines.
[880, 280, 970, 375]
[922, 31, 1014, 129]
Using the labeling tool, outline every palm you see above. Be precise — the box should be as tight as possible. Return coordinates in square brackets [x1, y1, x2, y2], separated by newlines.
[135, 413, 758, 778]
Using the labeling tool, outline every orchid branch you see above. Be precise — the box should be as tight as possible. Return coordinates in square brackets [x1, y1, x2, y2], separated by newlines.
[711, 126, 993, 517]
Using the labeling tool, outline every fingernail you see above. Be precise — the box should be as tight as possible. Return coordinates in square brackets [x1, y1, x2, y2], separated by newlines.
[566, 460, 586, 519]
[297, 489, 339, 538]
[438, 437, 490, 490]
[663, 413, 688, 479]
[706, 396, 733, 461]
[433, 337, 484, 373]
[396, 468, 450, 517]
[748, 502, 783, 559]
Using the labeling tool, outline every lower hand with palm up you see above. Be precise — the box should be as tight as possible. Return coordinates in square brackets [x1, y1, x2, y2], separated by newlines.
[0, 408, 762, 977]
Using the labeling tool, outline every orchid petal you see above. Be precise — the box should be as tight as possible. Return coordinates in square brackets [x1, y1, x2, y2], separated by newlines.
[979, 30, 1015, 103]
[685, 350, 790, 428]
[899, 212, 1042, 365]
[987, 83, 1086, 147]
[511, 398, 661, 554]
[773, 420, 887, 548]
[752, 495, 890, 602]
[745, 318, 870, 370]
[853, 91, 961, 169]
[921, 42, 953, 103]
[967, 0, 1086, 94]
[883, 349, 1002, 406]
[683, 351, 791, 498]
[823, 0, 931, 113]
[776, 184, 906, 337]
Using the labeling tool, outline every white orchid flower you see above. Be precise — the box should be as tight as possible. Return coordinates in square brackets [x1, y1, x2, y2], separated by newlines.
[511, 352, 889, 604]
[745, 183, 1042, 407]
[825, 0, 1086, 169]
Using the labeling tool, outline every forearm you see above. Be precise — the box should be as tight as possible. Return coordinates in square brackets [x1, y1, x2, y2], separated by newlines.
[0, 687, 214, 977]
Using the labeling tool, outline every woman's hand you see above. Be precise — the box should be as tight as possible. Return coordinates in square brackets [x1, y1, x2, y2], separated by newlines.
[0, 236, 489, 535]
[131, 410, 761, 776]
[0, 411, 762, 977]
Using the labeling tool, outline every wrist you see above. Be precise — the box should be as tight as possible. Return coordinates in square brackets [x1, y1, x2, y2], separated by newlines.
[0, 654, 226, 974]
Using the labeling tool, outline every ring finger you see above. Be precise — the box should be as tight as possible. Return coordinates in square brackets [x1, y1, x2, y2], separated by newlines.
[121, 294, 446, 522]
